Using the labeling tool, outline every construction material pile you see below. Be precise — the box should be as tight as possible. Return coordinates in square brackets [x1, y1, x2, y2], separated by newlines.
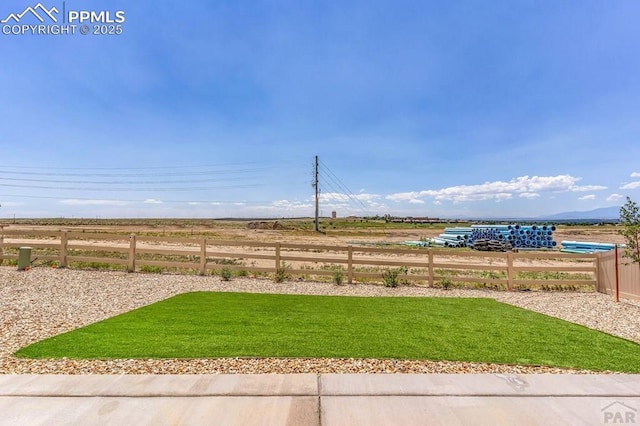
[420, 224, 558, 250]
[560, 241, 621, 254]
[432, 227, 470, 248]
[471, 238, 512, 252]
[469, 224, 557, 250]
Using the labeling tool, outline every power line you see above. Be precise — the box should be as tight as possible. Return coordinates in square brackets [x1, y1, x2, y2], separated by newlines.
[0, 166, 273, 178]
[0, 160, 312, 214]
[0, 161, 273, 171]
[318, 161, 369, 213]
[0, 193, 274, 204]
[0, 176, 260, 185]
[0, 162, 272, 193]
[0, 183, 262, 191]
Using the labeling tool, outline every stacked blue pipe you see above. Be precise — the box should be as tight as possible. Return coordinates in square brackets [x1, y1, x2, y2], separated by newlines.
[436, 233, 467, 248]
[436, 224, 558, 249]
[560, 241, 620, 254]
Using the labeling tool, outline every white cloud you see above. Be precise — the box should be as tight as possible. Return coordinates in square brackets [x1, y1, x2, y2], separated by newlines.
[320, 192, 349, 202]
[60, 199, 128, 206]
[519, 192, 540, 199]
[494, 193, 512, 202]
[524, 175, 581, 192]
[607, 193, 624, 202]
[315, 192, 383, 217]
[242, 199, 318, 216]
[621, 181, 640, 190]
[579, 194, 596, 201]
[385, 175, 605, 204]
[571, 185, 607, 192]
[354, 193, 381, 201]
[320, 192, 380, 203]
[255, 193, 386, 217]
[271, 200, 313, 209]
[386, 191, 421, 202]
[0, 201, 23, 207]
[408, 198, 425, 204]
[631, 172, 640, 178]
[143, 199, 162, 204]
[229, 192, 386, 219]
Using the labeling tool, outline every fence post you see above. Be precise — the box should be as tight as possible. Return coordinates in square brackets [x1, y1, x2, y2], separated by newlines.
[614, 246, 620, 303]
[199, 238, 207, 276]
[0, 225, 4, 266]
[128, 233, 136, 273]
[275, 242, 281, 271]
[428, 249, 434, 287]
[347, 245, 353, 284]
[60, 230, 68, 268]
[594, 252, 602, 295]
[507, 252, 514, 291]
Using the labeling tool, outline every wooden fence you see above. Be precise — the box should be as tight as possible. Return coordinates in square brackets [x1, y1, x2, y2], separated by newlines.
[0, 229, 600, 290]
[597, 248, 640, 302]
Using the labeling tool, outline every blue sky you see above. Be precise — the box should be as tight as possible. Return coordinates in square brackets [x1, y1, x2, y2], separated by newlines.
[1, 1, 639, 219]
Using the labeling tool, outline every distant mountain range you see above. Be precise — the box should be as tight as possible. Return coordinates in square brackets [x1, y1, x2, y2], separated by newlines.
[540, 206, 620, 221]
[452, 206, 621, 222]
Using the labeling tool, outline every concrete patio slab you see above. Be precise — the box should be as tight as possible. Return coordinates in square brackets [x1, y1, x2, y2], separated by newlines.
[321, 373, 640, 397]
[321, 396, 640, 426]
[0, 396, 319, 426]
[1, 374, 639, 425]
[0, 373, 319, 397]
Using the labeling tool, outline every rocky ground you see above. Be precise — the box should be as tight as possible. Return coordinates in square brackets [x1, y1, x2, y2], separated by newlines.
[1, 266, 639, 375]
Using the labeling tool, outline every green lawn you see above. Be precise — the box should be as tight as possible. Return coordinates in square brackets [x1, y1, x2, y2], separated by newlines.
[15, 292, 640, 372]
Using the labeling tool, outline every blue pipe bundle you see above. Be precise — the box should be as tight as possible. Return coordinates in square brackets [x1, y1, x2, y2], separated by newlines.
[435, 235, 467, 248]
[434, 224, 558, 250]
[560, 241, 620, 254]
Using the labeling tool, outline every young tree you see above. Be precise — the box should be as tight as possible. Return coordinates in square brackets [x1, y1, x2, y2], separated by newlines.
[618, 196, 640, 269]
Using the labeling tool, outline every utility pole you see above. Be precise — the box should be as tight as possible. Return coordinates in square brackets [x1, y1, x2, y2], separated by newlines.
[314, 155, 319, 232]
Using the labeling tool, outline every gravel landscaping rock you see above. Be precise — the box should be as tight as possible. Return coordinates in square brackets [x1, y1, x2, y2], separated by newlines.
[1, 266, 639, 375]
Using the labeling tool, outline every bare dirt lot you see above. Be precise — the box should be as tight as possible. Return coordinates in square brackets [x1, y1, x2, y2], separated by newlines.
[0, 219, 620, 277]
[0, 218, 625, 245]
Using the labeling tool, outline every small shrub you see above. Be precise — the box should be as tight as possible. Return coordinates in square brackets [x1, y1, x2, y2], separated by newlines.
[274, 262, 289, 283]
[210, 258, 244, 266]
[236, 269, 249, 277]
[69, 261, 125, 271]
[382, 269, 399, 287]
[440, 277, 452, 290]
[332, 268, 345, 285]
[220, 267, 233, 281]
[140, 265, 163, 274]
[398, 266, 410, 285]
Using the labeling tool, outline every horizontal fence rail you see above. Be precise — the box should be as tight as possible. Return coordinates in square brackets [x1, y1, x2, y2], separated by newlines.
[0, 229, 600, 291]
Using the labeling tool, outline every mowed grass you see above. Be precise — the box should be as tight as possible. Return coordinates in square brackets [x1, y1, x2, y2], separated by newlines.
[15, 292, 640, 372]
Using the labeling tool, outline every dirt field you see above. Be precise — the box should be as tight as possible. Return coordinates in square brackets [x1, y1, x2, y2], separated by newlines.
[0, 219, 621, 277]
[0, 218, 626, 245]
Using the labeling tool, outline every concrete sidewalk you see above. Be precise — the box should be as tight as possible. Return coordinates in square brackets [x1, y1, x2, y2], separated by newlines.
[1, 374, 639, 425]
